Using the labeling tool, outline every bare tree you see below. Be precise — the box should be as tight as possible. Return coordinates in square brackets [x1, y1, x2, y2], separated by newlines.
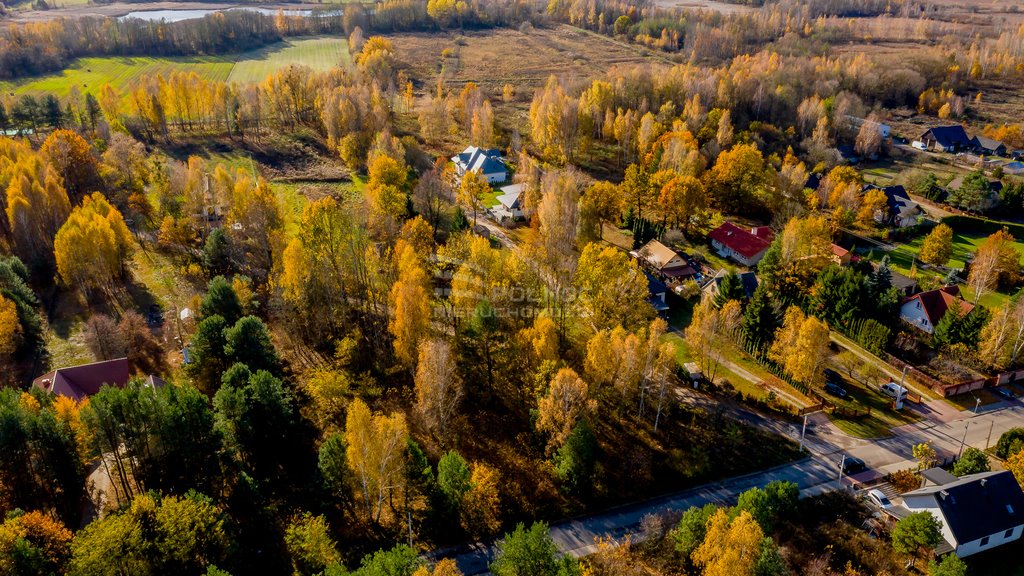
[414, 338, 463, 441]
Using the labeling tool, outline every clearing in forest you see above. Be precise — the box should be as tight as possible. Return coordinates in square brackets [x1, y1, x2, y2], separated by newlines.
[0, 36, 349, 98]
[226, 36, 349, 84]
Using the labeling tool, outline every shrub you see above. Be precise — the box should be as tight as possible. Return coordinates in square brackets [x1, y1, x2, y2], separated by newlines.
[889, 469, 921, 493]
[996, 428, 1024, 460]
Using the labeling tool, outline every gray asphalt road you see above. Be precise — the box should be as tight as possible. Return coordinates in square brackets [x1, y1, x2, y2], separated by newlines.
[432, 398, 1024, 575]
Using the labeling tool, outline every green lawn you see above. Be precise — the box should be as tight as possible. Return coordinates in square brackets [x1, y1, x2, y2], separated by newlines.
[864, 231, 1024, 310]
[0, 56, 234, 98]
[227, 37, 350, 84]
[0, 36, 349, 98]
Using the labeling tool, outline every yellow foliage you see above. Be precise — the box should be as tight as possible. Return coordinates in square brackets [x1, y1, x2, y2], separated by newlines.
[53, 192, 132, 293]
[0, 294, 21, 357]
[345, 398, 409, 523]
[537, 368, 595, 452]
[388, 243, 433, 368]
[693, 510, 764, 576]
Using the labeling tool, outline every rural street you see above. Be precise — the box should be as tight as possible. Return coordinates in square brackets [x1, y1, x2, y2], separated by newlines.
[433, 395, 1024, 575]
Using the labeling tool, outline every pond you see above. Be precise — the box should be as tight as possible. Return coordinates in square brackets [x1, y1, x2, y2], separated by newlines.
[119, 7, 315, 22]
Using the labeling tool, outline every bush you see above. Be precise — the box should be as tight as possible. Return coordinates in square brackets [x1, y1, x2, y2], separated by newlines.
[996, 428, 1024, 460]
[889, 469, 921, 493]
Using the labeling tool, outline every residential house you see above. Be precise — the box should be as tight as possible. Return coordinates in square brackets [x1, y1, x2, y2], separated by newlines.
[900, 470, 1024, 557]
[645, 273, 670, 315]
[920, 125, 971, 153]
[885, 266, 920, 296]
[971, 135, 1007, 157]
[830, 244, 853, 266]
[947, 174, 1003, 212]
[702, 269, 758, 301]
[708, 222, 773, 267]
[451, 146, 508, 183]
[836, 145, 860, 164]
[491, 183, 527, 222]
[33, 358, 164, 402]
[870, 184, 923, 228]
[846, 116, 892, 138]
[899, 285, 974, 334]
[634, 239, 697, 282]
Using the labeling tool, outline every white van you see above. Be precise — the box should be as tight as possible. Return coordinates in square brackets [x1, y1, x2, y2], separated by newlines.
[880, 382, 908, 400]
[912, 140, 927, 151]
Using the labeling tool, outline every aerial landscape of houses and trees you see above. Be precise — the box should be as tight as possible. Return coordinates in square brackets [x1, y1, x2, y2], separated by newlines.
[4, 0, 1024, 574]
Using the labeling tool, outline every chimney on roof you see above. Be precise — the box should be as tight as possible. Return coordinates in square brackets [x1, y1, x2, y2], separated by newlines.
[981, 478, 987, 487]
[940, 490, 949, 500]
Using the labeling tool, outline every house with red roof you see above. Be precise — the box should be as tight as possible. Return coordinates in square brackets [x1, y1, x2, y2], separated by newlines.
[708, 222, 773, 267]
[33, 358, 164, 402]
[899, 285, 974, 335]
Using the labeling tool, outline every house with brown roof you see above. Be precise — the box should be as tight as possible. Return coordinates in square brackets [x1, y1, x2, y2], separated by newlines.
[33, 358, 164, 402]
[899, 285, 974, 334]
[633, 239, 696, 281]
[708, 222, 773, 267]
[830, 244, 853, 266]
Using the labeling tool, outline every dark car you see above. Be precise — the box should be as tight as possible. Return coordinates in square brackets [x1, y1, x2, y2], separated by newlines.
[823, 368, 842, 384]
[842, 456, 866, 475]
[824, 381, 850, 399]
[995, 387, 1017, 401]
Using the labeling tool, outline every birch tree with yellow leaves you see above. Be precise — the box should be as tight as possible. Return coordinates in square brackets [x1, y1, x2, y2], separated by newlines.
[389, 243, 433, 368]
[53, 192, 132, 296]
[344, 398, 410, 524]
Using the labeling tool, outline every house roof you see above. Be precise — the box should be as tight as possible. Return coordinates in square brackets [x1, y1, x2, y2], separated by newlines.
[495, 185, 523, 210]
[972, 135, 1005, 152]
[901, 285, 974, 326]
[831, 244, 850, 258]
[705, 270, 759, 299]
[637, 240, 684, 270]
[645, 273, 670, 312]
[903, 471, 1024, 544]
[452, 146, 506, 175]
[33, 358, 133, 402]
[921, 467, 959, 486]
[708, 222, 773, 259]
[871, 184, 921, 220]
[922, 125, 971, 148]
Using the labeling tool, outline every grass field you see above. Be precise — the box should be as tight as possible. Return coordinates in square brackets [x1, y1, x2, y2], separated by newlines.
[862, 231, 1024, 309]
[227, 37, 349, 84]
[0, 37, 349, 98]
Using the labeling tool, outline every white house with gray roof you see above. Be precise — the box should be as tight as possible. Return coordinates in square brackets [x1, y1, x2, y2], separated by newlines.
[451, 146, 509, 183]
[900, 470, 1024, 557]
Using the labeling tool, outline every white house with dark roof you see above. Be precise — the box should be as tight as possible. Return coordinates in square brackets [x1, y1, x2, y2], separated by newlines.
[900, 470, 1024, 557]
[451, 146, 508, 183]
[491, 183, 527, 221]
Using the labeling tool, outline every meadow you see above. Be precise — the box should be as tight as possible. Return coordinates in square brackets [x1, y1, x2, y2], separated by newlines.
[863, 231, 1024, 309]
[0, 36, 348, 98]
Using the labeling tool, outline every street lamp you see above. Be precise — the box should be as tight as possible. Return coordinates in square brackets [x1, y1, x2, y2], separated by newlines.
[975, 397, 982, 414]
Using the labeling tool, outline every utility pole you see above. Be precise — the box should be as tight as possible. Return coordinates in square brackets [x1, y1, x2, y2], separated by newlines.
[958, 422, 970, 459]
[799, 413, 808, 453]
[974, 397, 982, 414]
[986, 420, 995, 450]
[838, 454, 846, 485]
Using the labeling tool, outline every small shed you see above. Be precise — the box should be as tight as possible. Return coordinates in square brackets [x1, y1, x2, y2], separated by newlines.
[684, 362, 703, 388]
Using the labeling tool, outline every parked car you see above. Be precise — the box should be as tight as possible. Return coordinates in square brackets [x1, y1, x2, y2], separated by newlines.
[995, 387, 1017, 401]
[823, 368, 842, 382]
[824, 381, 850, 399]
[842, 456, 866, 474]
[866, 489, 893, 510]
[880, 382, 908, 400]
